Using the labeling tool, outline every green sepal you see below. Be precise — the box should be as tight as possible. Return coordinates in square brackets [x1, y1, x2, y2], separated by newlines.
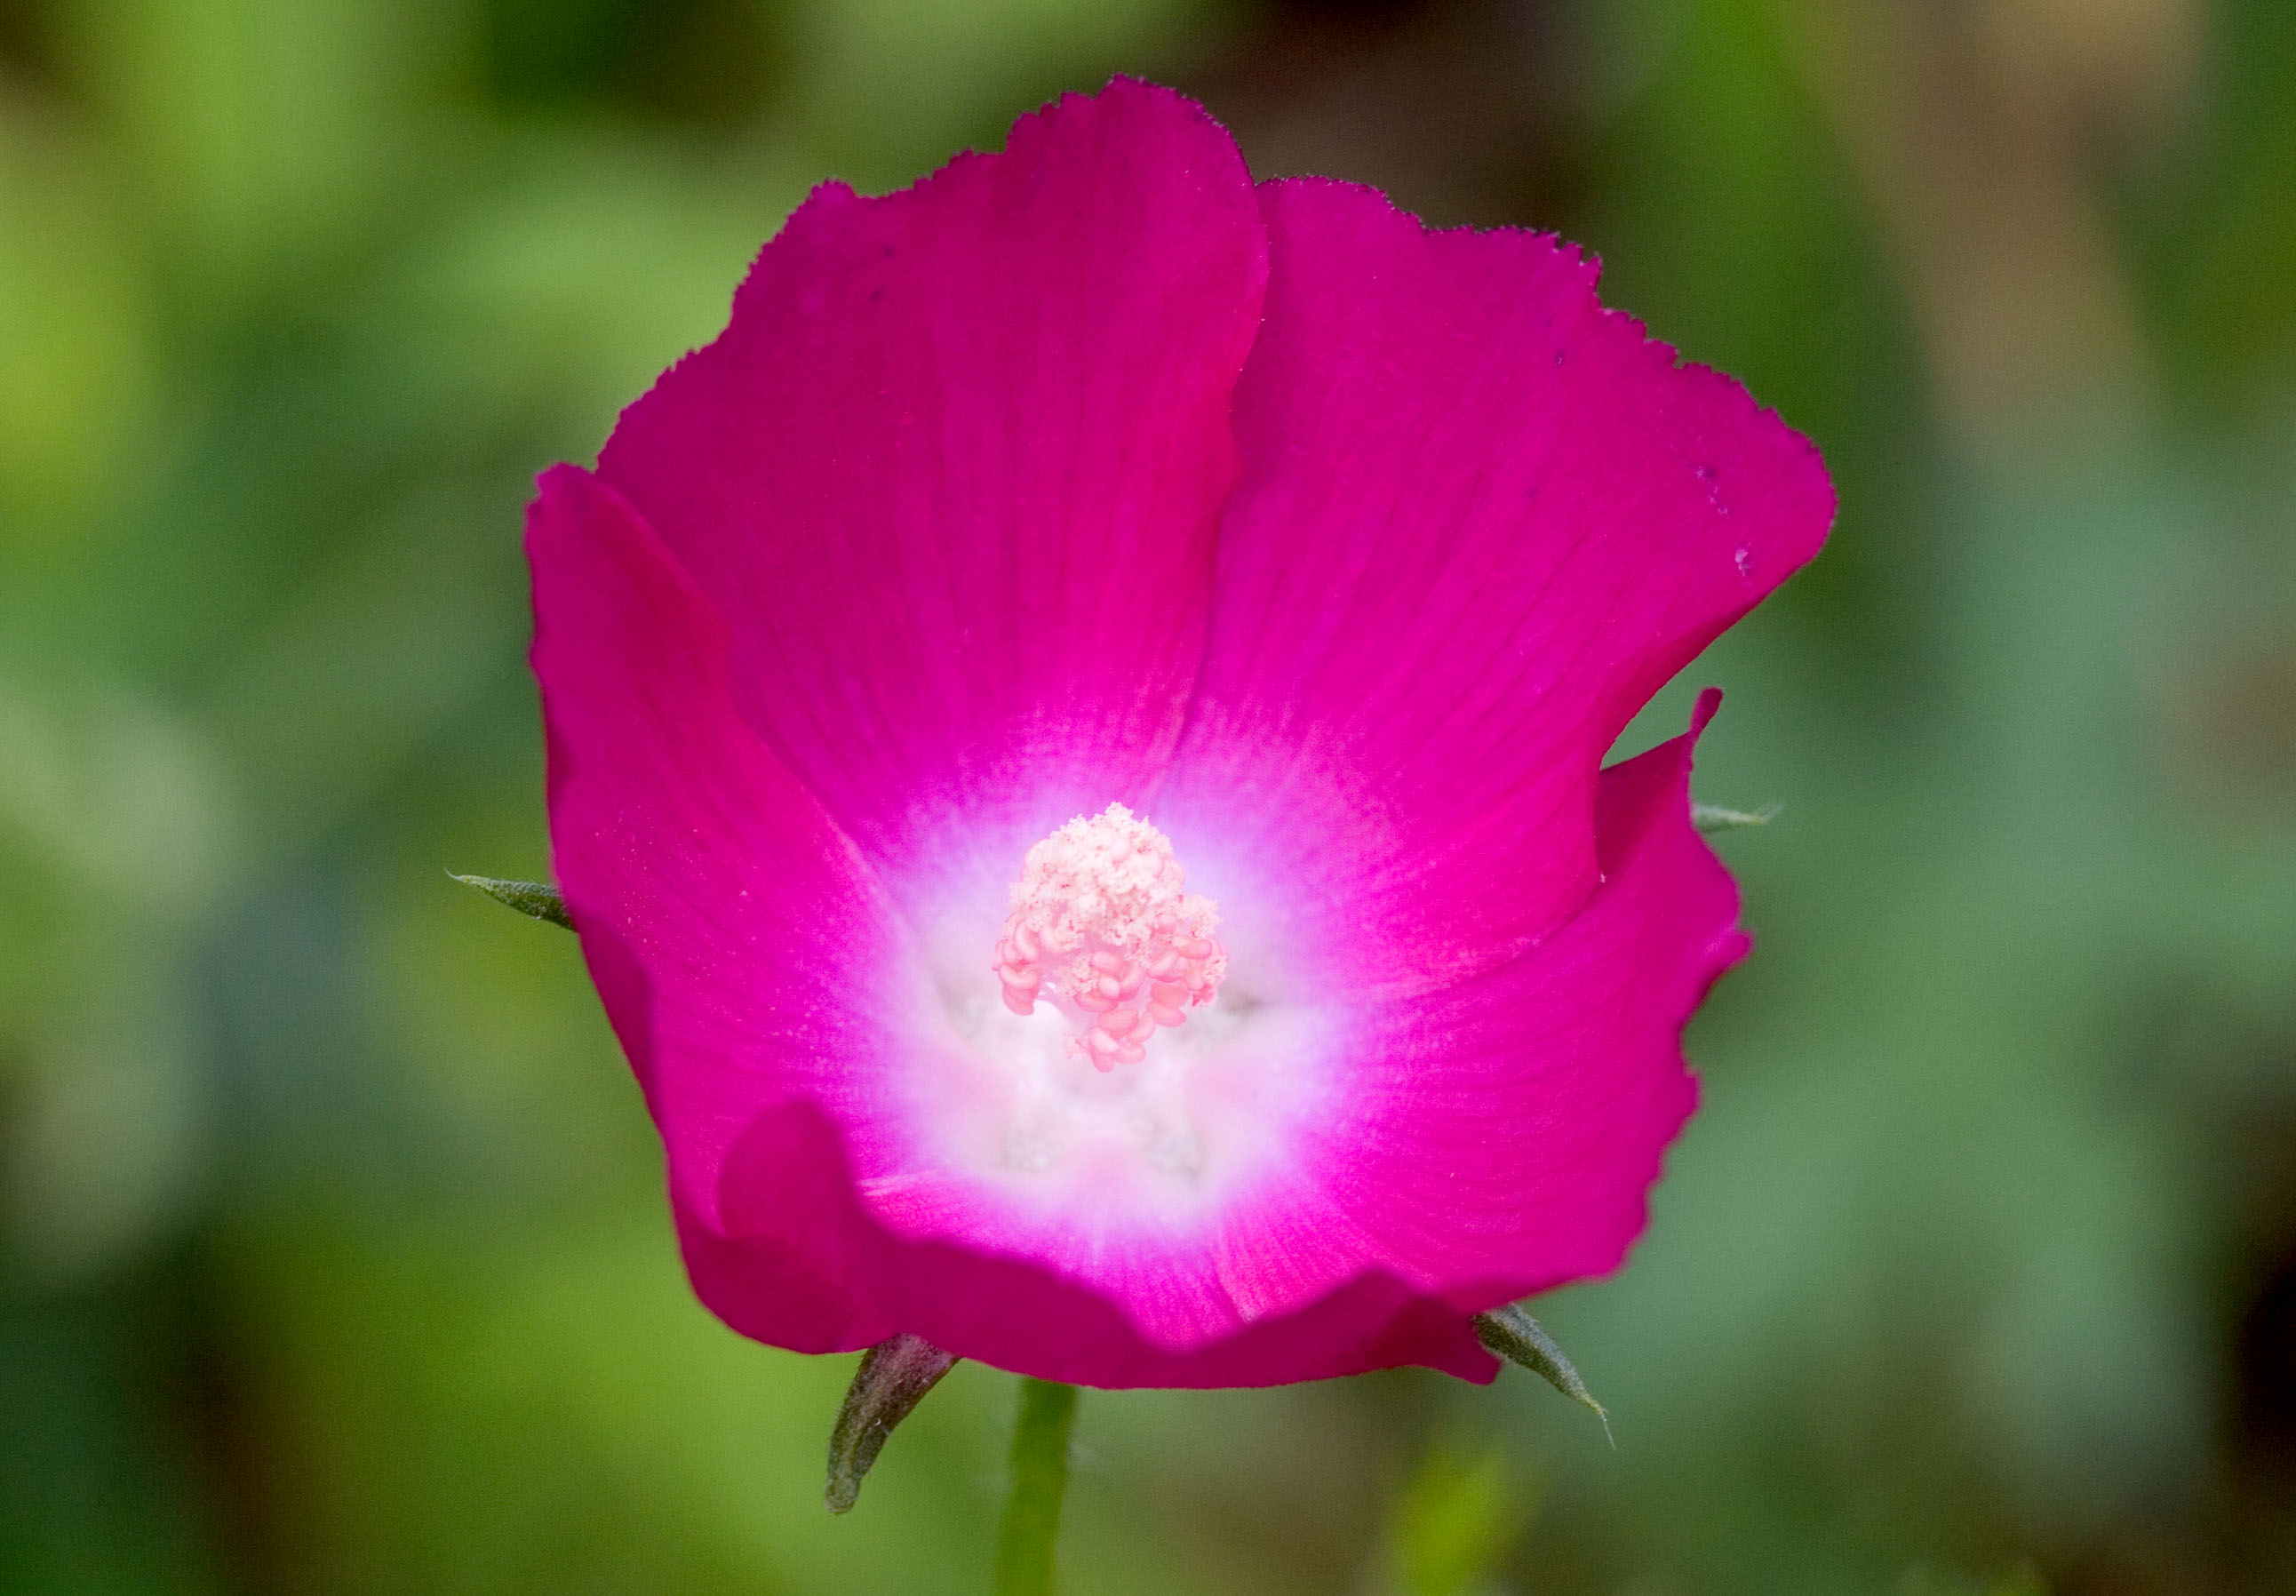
[1692, 801, 1780, 834]
[1473, 1305, 1613, 1443]
[448, 873, 573, 930]
[825, 1333, 961, 1514]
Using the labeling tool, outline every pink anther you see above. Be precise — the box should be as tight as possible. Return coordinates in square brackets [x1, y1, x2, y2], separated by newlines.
[993, 803, 1226, 1070]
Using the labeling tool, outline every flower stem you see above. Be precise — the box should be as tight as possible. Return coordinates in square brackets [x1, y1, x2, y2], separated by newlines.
[993, 1377, 1078, 1596]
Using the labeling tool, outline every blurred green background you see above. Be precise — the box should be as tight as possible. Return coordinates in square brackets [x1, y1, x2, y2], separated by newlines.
[4, 0, 2294, 1591]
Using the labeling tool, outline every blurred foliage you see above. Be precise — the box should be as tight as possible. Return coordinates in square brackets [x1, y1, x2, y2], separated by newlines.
[1381, 1438, 1527, 1596]
[2, 0, 2294, 1592]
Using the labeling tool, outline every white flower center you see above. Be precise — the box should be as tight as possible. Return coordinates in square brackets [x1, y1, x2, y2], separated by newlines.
[990, 804, 1226, 1069]
[891, 806, 1324, 1219]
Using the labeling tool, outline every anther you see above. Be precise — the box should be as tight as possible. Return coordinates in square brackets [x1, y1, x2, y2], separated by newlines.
[993, 803, 1225, 1070]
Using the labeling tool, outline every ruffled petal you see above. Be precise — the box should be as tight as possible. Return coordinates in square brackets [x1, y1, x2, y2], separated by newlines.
[594, 79, 1268, 906]
[693, 1097, 1496, 1387]
[1160, 178, 1832, 994]
[1045, 699, 1728, 1343]
[1295, 697, 1735, 1307]
[528, 464, 910, 1351]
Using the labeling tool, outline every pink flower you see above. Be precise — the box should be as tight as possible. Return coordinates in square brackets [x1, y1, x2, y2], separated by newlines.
[527, 80, 1832, 1389]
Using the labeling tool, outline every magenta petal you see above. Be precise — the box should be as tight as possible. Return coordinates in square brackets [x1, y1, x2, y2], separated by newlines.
[1307, 696, 1739, 1308]
[1162, 179, 1833, 991]
[595, 80, 1268, 899]
[696, 1097, 1496, 1387]
[528, 464, 909, 1351]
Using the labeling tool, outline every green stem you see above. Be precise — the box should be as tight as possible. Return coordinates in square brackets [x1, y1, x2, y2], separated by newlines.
[992, 1378, 1078, 1596]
